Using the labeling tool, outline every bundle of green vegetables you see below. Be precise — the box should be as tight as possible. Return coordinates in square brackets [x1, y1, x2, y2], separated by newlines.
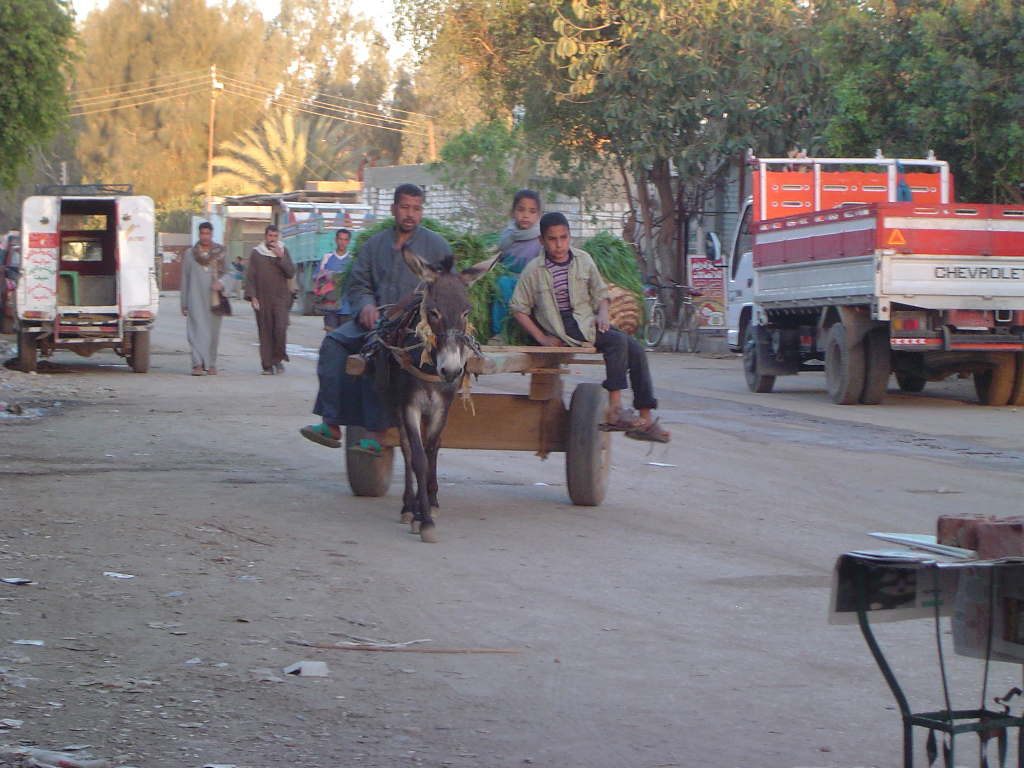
[351, 217, 508, 343]
[500, 230, 645, 344]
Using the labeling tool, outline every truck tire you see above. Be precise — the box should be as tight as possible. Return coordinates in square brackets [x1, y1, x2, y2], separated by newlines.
[345, 426, 394, 497]
[742, 324, 775, 393]
[974, 355, 1015, 406]
[128, 330, 150, 373]
[1009, 353, 1024, 406]
[565, 383, 611, 506]
[17, 330, 37, 373]
[825, 323, 865, 405]
[294, 265, 318, 317]
[860, 328, 891, 405]
[645, 306, 666, 348]
[895, 373, 927, 393]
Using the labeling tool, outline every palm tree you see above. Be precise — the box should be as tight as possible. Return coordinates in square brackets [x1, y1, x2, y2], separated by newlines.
[204, 110, 357, 195]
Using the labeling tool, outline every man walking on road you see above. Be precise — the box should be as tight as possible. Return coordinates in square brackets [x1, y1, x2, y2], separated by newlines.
[245, 224, 295, 375]
[180, 222, 232, 376]
[300, 183, 452, 454]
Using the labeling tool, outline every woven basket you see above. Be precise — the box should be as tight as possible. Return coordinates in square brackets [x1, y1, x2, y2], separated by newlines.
[606, 282, 641, 335]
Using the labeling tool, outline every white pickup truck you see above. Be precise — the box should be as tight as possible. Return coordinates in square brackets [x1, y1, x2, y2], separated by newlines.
[719, 155, 1024, 405]
[16, 185, 159, 373]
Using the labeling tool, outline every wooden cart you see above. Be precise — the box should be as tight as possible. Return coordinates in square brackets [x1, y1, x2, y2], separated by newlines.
[344, 346, 611, 506]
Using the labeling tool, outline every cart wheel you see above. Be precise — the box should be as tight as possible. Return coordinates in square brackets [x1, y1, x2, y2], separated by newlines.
[974, 354, 1015, 406]
[17, 330, 37, 373]
[566, 383, 611, 506]
[345, 426, 394, 497]
[681, 305, 701, 354]
[128, 330, 150, 373]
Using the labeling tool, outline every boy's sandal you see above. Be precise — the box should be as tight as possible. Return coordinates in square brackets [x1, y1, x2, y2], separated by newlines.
[348, 438, 385, 457]
[192, 366, 205, 376]
[625, 419, 671, 444]
[299, 423, 341, 449]
[598, 406, 641, 432]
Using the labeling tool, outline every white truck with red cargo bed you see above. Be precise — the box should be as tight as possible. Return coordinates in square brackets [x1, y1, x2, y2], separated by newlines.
[723, 155, 1024, 405]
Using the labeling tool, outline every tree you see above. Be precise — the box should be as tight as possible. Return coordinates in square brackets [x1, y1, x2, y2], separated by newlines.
[820, 0, 1024, 203]
[398, 0, 830, 280]
[205, 110, 358, 195]
[73, 0, 398, 203]
[0, 0, 75, 189]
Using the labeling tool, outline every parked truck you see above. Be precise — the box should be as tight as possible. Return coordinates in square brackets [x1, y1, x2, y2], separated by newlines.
[16, 185, 159, 373]
[719, 155, 1024, 405]
[278, 203, 369, 315]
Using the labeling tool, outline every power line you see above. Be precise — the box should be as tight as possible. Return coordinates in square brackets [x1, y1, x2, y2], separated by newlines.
[70, 75, 209, 108]
[70, 83, 209, 117]
[216, 74, 424, 131]
[68, 68, 209, 96]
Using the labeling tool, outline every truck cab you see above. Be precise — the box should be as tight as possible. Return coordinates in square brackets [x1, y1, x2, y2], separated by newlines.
[724, 199, 755, 352]
[16, 185, 158, 372]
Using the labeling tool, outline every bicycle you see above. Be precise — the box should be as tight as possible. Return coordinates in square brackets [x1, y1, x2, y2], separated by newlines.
[643, 280, 703, 353]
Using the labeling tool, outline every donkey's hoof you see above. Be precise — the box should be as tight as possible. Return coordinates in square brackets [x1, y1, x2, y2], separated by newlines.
[401, 511, 414, 525]
[430, 506, 439, 519]
[419, 523, 437, 544]
[410, 519, 421, 535]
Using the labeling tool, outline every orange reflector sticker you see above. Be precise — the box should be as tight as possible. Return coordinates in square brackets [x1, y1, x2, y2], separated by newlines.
[888, 229, 906, 246]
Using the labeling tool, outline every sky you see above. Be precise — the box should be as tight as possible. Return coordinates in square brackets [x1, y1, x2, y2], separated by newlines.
[70, 0, 409, 60]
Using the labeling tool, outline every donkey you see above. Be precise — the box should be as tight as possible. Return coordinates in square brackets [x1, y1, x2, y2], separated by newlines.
[368, 247, 498, 543]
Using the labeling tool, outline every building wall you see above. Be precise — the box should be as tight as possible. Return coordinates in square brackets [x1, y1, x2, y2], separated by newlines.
[362, 164, 628, 240]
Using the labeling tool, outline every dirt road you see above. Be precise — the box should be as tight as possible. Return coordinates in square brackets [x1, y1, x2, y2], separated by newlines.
[2, 297, 1024, 768]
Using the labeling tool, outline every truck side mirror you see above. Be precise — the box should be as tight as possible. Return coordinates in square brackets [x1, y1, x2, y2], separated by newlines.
[705, 232, 724, 267]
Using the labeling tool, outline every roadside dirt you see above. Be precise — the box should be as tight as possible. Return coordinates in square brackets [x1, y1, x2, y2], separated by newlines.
[3, 300, 1024, 768]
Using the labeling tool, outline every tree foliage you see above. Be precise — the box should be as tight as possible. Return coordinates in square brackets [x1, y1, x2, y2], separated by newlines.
[0, 0, 76, 190]
[205, 110, 358, 195]
[820, 0, 1024, 203]
[73, 0, 399, 203]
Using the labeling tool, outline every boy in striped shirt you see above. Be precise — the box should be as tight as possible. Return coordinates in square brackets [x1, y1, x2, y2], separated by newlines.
[509, 212, 669, 442]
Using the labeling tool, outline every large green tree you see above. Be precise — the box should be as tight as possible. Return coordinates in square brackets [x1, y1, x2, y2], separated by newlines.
[820, 0, 1024, 203]
[73, 0, 400, 203]
[399, 0, 828, 280]
[0, 0, 75, 190]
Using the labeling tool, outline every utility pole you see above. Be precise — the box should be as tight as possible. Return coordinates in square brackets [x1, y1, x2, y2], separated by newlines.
[427, 119, 437, 162]
[205, 65, 223, 218]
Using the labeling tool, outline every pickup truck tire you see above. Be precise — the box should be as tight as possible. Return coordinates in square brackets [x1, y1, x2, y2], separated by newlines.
[127, 330, 150, 373]
[17, 331, 37, 373]
[742, 324, 775, 393]
[825, 323, 865, 405]
[1009, 353, 1024, 406]
[645, 306, 666, 348]
[974, 355, 1014, 406]
[345, 426, 394, 497]
[860, 329, 891, 404]
[895, 373, 927, 393]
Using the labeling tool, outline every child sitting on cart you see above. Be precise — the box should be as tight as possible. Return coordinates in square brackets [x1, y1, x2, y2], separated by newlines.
[508, 212, 669, 443]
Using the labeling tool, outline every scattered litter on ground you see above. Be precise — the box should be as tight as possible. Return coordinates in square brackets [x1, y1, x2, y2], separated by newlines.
[248, 668, 283, 683]
[283, 660, 329, 677]
[0, 744, 110, 768]
[101, 572, 134, 580]
[287, 638, 521, 654]
[645, 462, 676, 467]
[11, 640, 43, 646]
[0, 720, 23, 730]
[1, 578, 34, 586]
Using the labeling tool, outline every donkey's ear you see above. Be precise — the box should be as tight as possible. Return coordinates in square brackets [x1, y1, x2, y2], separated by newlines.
[402, 246, 439, 284]
[460, 251, 501, 287]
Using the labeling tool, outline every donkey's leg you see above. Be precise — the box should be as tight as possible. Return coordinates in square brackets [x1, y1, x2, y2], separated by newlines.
[402, 404, 435, 542]
[396, 419, 416, 526]
[423, 403, 451, 514]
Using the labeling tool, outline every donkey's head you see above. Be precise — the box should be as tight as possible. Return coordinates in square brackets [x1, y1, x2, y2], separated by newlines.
[403, 247, 499, 383]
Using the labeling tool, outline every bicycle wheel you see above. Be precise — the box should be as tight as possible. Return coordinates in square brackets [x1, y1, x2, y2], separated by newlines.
[684, 304, 701, 353]
[645, 305, 666, 347]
